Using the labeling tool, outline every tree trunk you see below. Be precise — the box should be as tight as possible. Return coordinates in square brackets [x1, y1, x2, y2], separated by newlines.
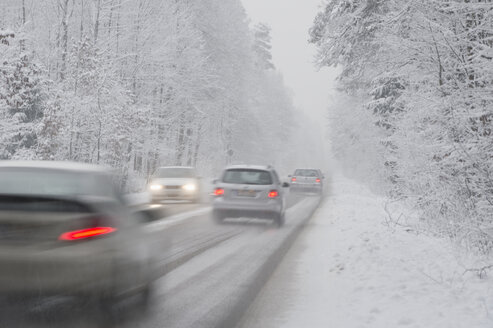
[175, 114, 185, 166]
[115, 0, 122, 54]
[186, 127, 193, 166]
[60, 0, 70, 80]
[97, 119, 101, 164]
[192, 123, 202, 167]
[94, 0, 102, 43]
[20, 0, 26, 50]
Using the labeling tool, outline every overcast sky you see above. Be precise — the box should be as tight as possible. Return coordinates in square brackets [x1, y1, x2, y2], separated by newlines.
[241, 0, 337, 125]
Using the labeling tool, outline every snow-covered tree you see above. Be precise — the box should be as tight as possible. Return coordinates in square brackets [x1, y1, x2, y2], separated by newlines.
[253, 23, 275, 70]
[0, 29, 50, 159]
[311, 0, 493, 251]
[0, 0, 299, 191]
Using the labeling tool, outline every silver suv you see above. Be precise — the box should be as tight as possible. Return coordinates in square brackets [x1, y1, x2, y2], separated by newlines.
[212, 165, 289, 227]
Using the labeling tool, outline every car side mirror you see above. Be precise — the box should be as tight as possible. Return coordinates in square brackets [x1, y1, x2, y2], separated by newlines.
[282, 182, 290, 188]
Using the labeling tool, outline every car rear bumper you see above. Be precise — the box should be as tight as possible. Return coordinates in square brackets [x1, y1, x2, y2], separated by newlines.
[291, 183, 322, 192]
[0, 246, 115, 295]
[212, 199, 282, 219]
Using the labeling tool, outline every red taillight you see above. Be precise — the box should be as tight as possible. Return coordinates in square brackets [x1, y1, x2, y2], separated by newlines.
[268, 190, 279, 198]
[59, 227, 117, 241]
[214, 188, 225, 196]
[315, 178, 321, 183]
[291, 177, 296, 182]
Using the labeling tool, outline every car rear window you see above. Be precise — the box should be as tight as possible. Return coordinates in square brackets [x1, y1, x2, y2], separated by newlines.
[294, 169, 319, 177]
[222, 169, 273, 185]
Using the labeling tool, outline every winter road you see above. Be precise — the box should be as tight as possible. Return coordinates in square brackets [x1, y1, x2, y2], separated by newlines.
[0, 192, 321, 328]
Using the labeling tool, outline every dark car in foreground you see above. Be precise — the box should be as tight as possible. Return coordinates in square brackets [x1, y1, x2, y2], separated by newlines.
[289, 168, 325, 194]
[212, 165, 289, 227]
[0, 161, 155, 307]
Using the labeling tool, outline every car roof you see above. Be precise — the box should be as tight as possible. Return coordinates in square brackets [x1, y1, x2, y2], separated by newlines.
[224, 164, 273, 171]
[294, 168, 321, 171]
[0, 160, 109, 173]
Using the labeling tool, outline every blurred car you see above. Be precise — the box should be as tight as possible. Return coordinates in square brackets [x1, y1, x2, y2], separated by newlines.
[0, 161, 155, 306]
[212, 165, 289, 227]
[148, 166, 201, 203]
[289, 168, 325, 194]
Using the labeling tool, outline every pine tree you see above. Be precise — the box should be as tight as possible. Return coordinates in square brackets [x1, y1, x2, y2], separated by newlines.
[0, 30, 49, 159]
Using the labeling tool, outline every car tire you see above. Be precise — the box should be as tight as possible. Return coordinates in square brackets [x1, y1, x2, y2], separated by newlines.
[135, 282, 153, 312]
[4, 293, 32, 305]
[212, 210, 224, 224]
[93, 282, 152, 312]
[273, 212, 285, 228]
[91, 292, 117, 312]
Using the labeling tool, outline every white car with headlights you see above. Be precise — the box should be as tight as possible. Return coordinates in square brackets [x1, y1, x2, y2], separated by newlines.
[148, 167, 201, 203]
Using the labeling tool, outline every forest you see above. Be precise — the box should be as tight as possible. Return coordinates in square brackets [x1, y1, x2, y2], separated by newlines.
[0, 0, 301, 189]
[311, 0, 493, 252]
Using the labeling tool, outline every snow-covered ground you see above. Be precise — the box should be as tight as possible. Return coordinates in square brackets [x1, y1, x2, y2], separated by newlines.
[239, 175, 493, 328]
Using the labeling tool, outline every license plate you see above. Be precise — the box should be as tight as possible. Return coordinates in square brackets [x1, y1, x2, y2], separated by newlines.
[237, 190, 256, 197]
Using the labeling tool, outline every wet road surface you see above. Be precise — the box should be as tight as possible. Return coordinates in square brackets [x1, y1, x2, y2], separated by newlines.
[0, 192, 321, 328]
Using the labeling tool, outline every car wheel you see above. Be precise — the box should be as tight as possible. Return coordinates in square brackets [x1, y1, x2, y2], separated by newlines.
[135, 282, 153, 312]
[4, 293, 32, 305]
[94, 283, 152, 311]
[212, 210, 224, 224]
[274, 212, 285, 228]
[91, 292, 117, 312]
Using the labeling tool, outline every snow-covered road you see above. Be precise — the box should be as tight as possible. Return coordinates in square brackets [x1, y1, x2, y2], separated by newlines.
[238, 175, 493, 328]
[4, 175, 493, 328]
[0, 192, 321, 328]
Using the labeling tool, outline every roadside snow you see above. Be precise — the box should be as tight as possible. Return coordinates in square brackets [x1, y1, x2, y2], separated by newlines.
[239, 175, 493, 328]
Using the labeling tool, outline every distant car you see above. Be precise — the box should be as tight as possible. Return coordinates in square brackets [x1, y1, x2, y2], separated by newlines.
[148, 166, 201, 203]
[0, 161, 155, 307]
[212, 165, 289, 227]
[289, 168, 325, 194]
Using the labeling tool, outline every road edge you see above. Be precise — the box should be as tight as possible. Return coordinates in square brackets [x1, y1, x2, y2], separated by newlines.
[219, 196, 324, 328]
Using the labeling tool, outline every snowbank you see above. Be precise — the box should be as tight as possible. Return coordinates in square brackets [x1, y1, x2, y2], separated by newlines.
[241, 175, 493, 328]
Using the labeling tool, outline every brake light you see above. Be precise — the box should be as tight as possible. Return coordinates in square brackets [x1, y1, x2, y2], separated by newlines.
[214, 188, 225, 196]
[316, 178, 321, 183]
[59, 227, 117, 241]
[291, 177, 296, 182]
[268, 190, 279, 198]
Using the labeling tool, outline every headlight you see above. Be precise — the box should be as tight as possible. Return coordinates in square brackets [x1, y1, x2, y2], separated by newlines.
[182, 184, 197, 191]
[149, 184, 163, 191]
